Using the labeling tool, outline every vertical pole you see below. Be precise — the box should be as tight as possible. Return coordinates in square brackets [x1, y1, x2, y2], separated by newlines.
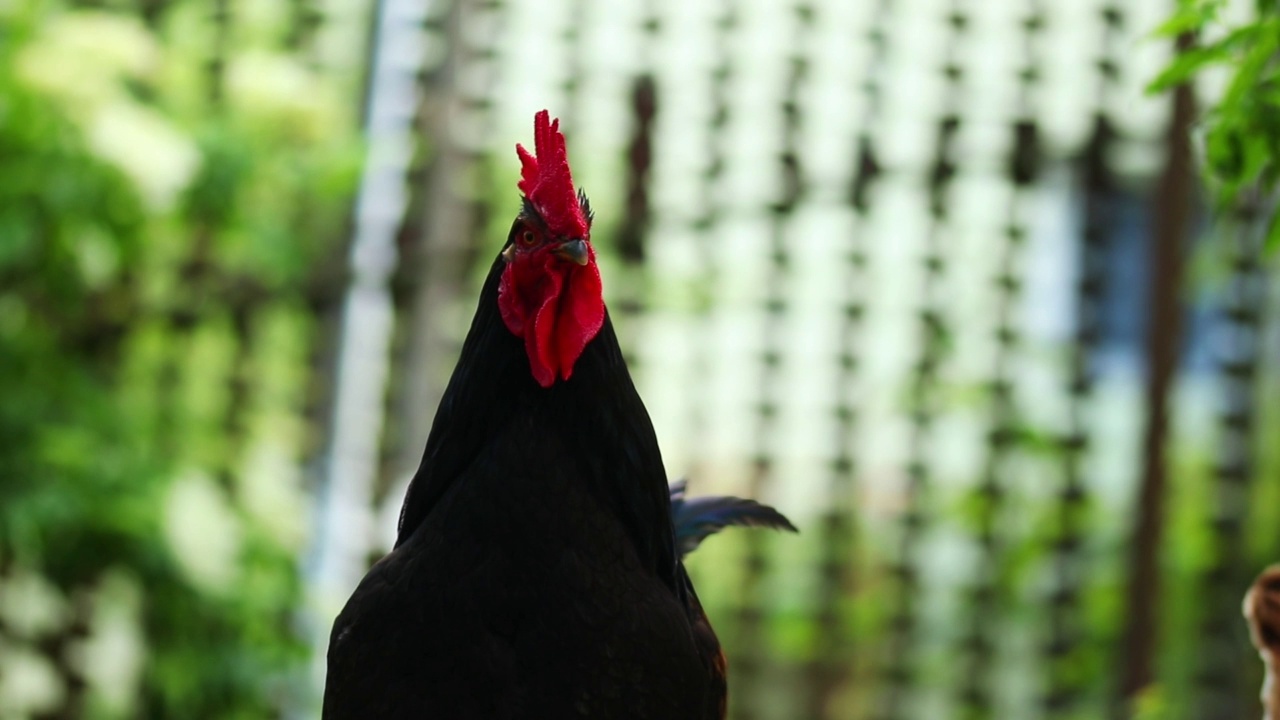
[1116, 37, 1195, 712]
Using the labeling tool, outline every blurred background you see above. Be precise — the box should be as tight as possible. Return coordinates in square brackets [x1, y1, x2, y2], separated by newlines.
[2, 0, 1278, 718]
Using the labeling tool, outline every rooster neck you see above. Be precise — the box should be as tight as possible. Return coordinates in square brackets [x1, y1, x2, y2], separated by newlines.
[395, 252, 679, 591]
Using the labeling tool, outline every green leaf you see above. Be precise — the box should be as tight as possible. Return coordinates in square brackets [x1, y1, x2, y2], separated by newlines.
[1146, 45, 1230, 94]
[1151, 0, 1227, 37]
[1150, 9, 1208, 39]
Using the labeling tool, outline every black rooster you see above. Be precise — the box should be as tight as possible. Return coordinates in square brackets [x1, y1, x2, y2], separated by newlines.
[323, 111, 793, 719]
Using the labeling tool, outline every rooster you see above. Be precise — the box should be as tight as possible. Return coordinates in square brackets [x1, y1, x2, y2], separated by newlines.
[323, 111, 792, 720]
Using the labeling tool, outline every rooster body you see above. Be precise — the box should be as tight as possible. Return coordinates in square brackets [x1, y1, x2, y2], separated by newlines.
[324, 263, 718, 719]
[324, 113, 725, 719]
[324, 336, 712, 717]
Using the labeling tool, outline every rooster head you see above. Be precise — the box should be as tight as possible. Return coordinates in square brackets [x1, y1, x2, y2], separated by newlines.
[498, 110, 604, 388]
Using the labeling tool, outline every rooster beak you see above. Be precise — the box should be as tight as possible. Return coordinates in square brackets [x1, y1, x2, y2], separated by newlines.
[501, 245, 516, 263]
[553, 239, 589, 266]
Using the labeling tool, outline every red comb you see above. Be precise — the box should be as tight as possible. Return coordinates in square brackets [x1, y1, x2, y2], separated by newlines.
[516, 111, 589, 240]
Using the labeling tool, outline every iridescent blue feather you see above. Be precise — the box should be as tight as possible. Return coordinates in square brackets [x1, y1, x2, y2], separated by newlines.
[669, 479, 798, 557]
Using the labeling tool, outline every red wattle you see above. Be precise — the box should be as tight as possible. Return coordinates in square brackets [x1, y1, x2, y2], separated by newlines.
[498, 247, 604, 388]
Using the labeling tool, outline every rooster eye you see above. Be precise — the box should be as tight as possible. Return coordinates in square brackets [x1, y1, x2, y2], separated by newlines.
[520, 230, 537, 246]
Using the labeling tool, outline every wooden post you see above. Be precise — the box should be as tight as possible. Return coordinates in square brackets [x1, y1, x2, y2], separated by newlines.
[1116, 38, 1195, 711]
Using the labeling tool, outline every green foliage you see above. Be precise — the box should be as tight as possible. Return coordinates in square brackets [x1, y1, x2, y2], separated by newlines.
[1148, 0, 1280, 250]
[0, 1, 359, 716]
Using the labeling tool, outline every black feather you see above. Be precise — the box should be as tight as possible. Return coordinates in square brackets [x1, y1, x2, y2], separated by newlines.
[669, 480, 798, 557]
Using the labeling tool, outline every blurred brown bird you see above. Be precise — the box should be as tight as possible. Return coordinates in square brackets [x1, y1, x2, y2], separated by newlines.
[1245, 565, 1280, 720]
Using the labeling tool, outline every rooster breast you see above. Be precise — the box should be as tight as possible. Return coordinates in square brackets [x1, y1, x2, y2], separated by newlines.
[323, 414, 716, 720]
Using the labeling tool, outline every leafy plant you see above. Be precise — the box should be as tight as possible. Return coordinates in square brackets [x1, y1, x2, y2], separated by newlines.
[1148, 0, 1280, 249]
[0, 2, 359, 716]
